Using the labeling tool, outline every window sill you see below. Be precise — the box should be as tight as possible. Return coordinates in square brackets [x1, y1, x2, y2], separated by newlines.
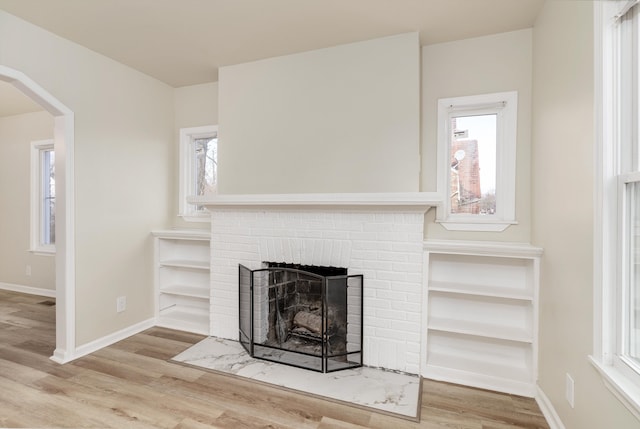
[29, 248, 56, 256]
[436, 219, 517, 232]
[589, 355, 640, 420]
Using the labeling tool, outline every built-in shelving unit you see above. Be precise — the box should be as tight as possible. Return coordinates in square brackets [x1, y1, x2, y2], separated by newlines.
[423, 240, 542, 397]
[153, 230, 211, 335]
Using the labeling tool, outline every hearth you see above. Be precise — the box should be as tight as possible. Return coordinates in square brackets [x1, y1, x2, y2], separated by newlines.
[238, 263, 363, 372]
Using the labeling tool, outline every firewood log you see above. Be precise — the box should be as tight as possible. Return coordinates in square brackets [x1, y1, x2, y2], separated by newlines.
[293, 311, 322, 334]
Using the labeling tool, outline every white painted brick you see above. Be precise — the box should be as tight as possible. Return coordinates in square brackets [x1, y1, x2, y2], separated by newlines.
[322, 230, 346, 240]
[374, 213, 395, 222]
[363, 223, 394, 232]
[404, 331, 421, 343]
[372, 328, 410, 341]
[349, 259, 364, 269]
[350, 269, 376, 280]
[377, 342, 397, 369]
[376, 289, 407, 301]
[404, 364, 420, 375]
[377, 271, 407, 282]
[374, 327, 414, 341]
[375, 308, 407, 321]
[405, 292, 421, 302]
[212, 274, 237, 285]
[377, 251, 408, 262]
[405, 351, 420, 365]
[349, 231, 380, 241]
[391, 300, 420, 312]
[392, 262, 422, 273]
[406, 312, 422, 323]
[377, 232, 409, 242]
[407, 342, 421, 354]
[354, 241, 393, 251]
[393, 223, 423, 233]
[362, 288, 376, 298]
[209, 207, 426, 373]
[211, 289, 237, 300]
[210, 257, 232, 267]
[362, 260, 393, 271]
[350, 250, 378, 261]
[364, 279, 391, 290]
[312, 240, 324, 265]
[407, 253, 424, 264]
[408, 232, 424, 242]
[365, 298, 392, 309]
[232, 242, 259, 253]
[296, 229, 324, 239]
[366, 317, 393, 328]
[347, 313, 362, 324]
[390, 281, 421, 293]
[390, 320, 421, 333]
[391, 242, 423, 253]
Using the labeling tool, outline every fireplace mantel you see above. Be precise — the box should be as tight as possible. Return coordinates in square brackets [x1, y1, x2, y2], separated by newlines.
[189, 192, 442, 211]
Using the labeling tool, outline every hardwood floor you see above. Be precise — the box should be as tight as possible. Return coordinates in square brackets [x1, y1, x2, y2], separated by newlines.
[0, 289, 550, 428]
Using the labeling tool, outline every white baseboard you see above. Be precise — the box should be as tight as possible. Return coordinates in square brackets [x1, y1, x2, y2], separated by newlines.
[73, 317, 156, 361]
[50, 348, 71, 364]
[0, 281, 56, 298]
[536, 385, 567, 429]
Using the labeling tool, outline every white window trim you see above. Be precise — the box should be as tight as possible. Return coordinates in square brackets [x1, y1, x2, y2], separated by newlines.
[30, 139, 55, 255]
[178, 125, 217, 222]
[592, 0, 640, 420]
[436, 91, 518, 232]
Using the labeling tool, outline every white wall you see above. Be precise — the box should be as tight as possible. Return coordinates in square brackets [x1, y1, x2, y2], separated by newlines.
[0, 10, 175, 346]
[173, 82, 218, 230]
[532, 2, 638, 427]
[0, 110, 55, 291]
[217, 33, 421, 194]
[421, 29, 533, 242]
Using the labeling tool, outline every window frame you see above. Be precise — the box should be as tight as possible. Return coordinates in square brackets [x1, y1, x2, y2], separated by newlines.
[178, 125, 218, 222]
[592, 0, 640, 419]
[436, 91, 518, 231]
[30, 139, 55, 255]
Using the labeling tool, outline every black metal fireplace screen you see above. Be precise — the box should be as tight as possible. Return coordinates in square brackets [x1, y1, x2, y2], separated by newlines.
[238, 263, 363, 372]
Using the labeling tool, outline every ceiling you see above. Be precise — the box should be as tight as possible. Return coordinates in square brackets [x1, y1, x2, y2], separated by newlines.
[0, 0, 545, 88]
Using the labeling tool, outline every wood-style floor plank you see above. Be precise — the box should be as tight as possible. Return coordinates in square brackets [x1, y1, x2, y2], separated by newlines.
[0, 289, 550, 428]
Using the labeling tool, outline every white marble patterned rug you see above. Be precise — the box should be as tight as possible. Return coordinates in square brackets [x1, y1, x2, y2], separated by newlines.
[171, 337, 421, 420]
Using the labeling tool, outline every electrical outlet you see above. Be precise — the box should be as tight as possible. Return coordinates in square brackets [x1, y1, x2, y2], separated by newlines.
[116, 296, 126, 313]
[566, 373, 575, 408]
[26, 265, 31, 276]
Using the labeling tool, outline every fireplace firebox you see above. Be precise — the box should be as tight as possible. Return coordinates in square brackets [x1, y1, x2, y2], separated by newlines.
[239, 263, 363, 372]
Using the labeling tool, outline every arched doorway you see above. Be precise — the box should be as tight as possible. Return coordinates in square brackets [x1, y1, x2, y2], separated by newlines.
[0, 66, 75, 363]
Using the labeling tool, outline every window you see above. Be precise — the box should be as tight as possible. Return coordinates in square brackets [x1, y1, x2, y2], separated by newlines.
[30, 140, 55, 254]
[436, 91, 518, 231]
[593, 0, 640, 418]
[179, 125, 218, 221]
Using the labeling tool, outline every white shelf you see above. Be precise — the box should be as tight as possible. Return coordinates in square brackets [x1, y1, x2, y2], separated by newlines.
[426, 351, 532, 384]
[158, 306, 209, 335]
[423, 361, 535, 397]
[160, 285, 209, 299]
[429, 281, 533, 301]
[426, 330, 533, 381]
[153, 230, 211, 335]
[159, 259, 210, 270]
[428, 317, 533, 343]
[424, 242, 540, 397]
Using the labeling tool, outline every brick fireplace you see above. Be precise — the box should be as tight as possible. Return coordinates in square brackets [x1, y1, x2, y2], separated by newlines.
[194, 192, 439, 374]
